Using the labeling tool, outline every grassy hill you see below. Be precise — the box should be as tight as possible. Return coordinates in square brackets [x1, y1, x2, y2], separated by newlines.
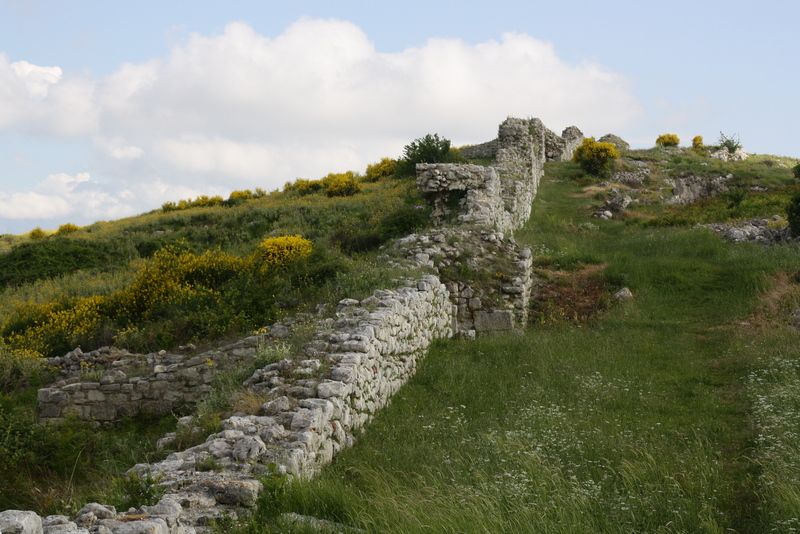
[2, 140, 800, 532]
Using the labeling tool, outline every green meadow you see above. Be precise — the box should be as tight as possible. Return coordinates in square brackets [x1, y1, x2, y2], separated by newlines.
[2, 142, 800, 533]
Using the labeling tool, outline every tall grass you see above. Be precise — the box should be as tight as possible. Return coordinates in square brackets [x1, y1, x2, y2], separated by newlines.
[227, 172, 800, 533]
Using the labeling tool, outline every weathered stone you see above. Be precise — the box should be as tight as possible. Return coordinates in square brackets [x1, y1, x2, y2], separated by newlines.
[232, 436, 267, 462]
[613, 288, 634, 301]
[212, 481, 262, 507]
[109, 518, 169, 534]
[0, 510, 42, 534]
[473, 311, 514, 332]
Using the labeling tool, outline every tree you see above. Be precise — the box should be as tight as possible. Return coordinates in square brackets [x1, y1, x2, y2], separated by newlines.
[396, 134, 461, 176]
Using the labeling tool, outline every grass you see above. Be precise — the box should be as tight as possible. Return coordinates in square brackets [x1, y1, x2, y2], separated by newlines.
[3, 146, 800, 530]
[224, 163, 800, 533]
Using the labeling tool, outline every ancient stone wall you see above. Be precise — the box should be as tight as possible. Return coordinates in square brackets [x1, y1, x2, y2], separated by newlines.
[389, 228, 533, 333]
[38, 339, 262, 424]
[418, 117, 545, 235]
[17, 115, 566, 532]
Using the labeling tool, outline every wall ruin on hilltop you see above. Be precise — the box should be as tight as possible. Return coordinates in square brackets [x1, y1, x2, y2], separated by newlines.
[22, 116, 573, 533]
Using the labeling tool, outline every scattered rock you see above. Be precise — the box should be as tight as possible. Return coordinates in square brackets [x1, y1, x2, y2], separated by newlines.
[598, 134, 630, 150]
[613, 288, 634, 301]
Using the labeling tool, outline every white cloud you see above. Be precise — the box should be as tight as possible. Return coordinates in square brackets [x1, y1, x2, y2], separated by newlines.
[10, 59, 61, 98]
[0, 18, 642, 232]
[94, 137, 144, 160]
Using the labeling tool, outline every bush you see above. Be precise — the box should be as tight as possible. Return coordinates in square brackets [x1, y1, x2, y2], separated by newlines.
[396, 134, 461, 176]
[656, 134, 680, 147]
[252, 236, 313, 270]
[0, 238, 135, 288]
[56, 223, 80, 235]
[321, 172, 362, 198]
[718, 132, 741, 154]
[572, 137, 620, 177]
[28, 227, 46, 240]
[365, 158, 397, 182]
[791, 163, 800, 183]
[787, 193, 800, 237]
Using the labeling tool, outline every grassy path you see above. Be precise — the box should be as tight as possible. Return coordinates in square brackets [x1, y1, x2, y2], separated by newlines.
[230, 177, 800, 533]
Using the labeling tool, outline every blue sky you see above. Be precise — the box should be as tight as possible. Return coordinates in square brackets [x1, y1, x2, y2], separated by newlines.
[1, 0, 797, 234]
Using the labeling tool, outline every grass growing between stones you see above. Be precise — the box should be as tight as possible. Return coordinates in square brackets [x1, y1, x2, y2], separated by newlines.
[227, 177, 800, 533]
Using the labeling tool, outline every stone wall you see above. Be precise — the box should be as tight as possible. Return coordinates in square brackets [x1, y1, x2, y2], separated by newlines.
[389, 228, 533, 333]
[15, 115, 567, 532]
[418, 117, 546, 235]
[122, 275, 453, 528]
[38, 339, 263, 424]
[460, 120, 583, 163]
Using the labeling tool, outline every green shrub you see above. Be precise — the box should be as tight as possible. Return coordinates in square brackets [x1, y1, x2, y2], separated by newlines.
[116, 471, 165, 510]
[718, 132, 741, 154]
[572, 137, 620, 177]
[0, 238, 136, 288]
[395, 134, 461, 176]
[791, 163, 800, 183]
[656, 134, 680, 147]
[786, 193, 800, 237]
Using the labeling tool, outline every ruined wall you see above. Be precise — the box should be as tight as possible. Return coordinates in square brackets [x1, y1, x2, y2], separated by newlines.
[418, 117, 545, 235]
[390, 228, 533, 333]
[38, 339, 261, 424]
[18, 115, 565, 532]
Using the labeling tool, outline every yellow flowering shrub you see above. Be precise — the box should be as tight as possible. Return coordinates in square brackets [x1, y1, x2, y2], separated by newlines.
[3, 295, 106, 356]
[113, 244, 245, 318]
[0, 343, 44, 392]
[56, 223, 80, 235]
[323, 173, 362, 197]
[252, 235, 313, 270]
[656, 134, 680, 147]
[692, 135, 706, 155]
[572, 137, 620, 177]
[365, 158, 397, 182]
[28, 227, 46, 240]
[285, 172, 362, 197]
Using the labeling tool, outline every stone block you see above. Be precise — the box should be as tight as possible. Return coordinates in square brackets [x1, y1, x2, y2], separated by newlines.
[0, 510, 42, 534]
[90, 403, 117, 421]
[473, 310, 515, 331]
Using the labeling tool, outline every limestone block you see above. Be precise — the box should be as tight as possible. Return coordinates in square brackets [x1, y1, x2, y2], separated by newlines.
[90, 403, 117, 422]
[86, 390, 106, 402]
[38, 403, 62, 419]
[331, 365, 357, 383]
[261, 396, 290, 416]
[473, 310, 515, 332]
[0, 510, 42, 534]
[232, 436, 267, 462]
[109, 518, 169, 534]
[212, 480, 262, 507]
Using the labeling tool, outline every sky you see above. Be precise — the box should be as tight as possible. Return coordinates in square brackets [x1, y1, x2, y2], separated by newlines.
[1, 0, 798, 235]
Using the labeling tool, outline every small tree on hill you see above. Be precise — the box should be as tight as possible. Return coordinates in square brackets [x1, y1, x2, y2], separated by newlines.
[396, 134, 462, 176]
[572, 137, 620, 177]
